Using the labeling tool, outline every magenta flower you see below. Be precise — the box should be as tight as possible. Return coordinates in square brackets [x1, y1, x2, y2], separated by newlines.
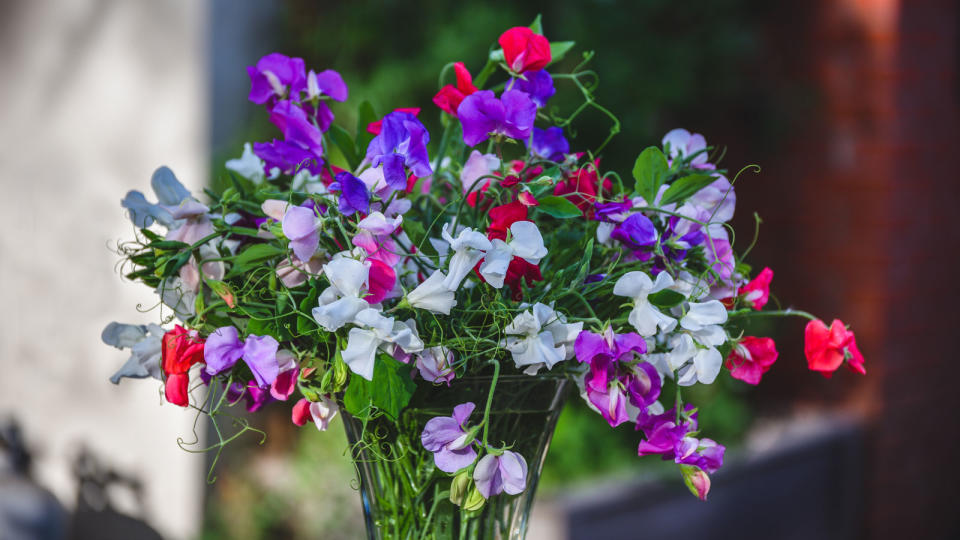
[203, 326, 280, 388]
[474, 451, 528, 498]
[306, 69, 348, 102]
[365, 111, 432, 192]
[268, 100, 325, 156]
[247, 53, 307, 105]
[457, 89, 536, 146]
[421, 402, 478, 473]
[637, 407, 725, 475]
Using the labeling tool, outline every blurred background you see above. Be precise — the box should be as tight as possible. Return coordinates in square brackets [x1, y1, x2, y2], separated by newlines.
[0, 0, 957, 538]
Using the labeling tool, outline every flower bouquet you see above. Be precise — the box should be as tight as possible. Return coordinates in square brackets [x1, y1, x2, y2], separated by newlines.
[104, 18, 865, 540]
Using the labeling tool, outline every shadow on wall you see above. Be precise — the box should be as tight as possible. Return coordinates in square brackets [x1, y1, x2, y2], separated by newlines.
[0, 419, 163, 540]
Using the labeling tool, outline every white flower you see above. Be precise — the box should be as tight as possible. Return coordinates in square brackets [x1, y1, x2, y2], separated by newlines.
[596, 221, 616, 245]
[341, 309, 424, 380]
[416, 346, 456, 384]
[503, 303, 581, 373]
[613, 271, 677, 336]
[407, 270, 457, 314]
[677, 347, 722, 386]
[308, 395, 339, 431]
[291, 169, 328, 194]
[102, 322, 165, 383]
[157, 276, 196, 321]
[460, 150, 500, 194]
[680, 300, 728, 347]
[225, 142, 265, 184]
[507, 221, 547, 264]
[312, 257, 370, 331]
[441, 223, 492, 290]
[478, 239, 512, 288]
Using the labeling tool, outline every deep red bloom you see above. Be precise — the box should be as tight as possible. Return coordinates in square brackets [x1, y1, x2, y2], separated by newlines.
[498, 27, 551, 74]
[433, 62, 478, 116]
[487, 201, 528, 241]
[804, 319, 866, 377]
[367, 107, 421, 135]
[553, 160, 610, 217]
[161, 325, 205, 407]
[740, 267, 773, 310]
[725, 336, 778, 385]
[504, 257, 543, 300]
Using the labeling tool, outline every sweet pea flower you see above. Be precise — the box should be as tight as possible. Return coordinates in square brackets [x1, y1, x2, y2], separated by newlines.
[341, 309, 423, 380]
[247, 53, 306, 104]
[662, 128, 714, 170]
[610, 213, 657, 258]
[487, 201, 528, 241]
[421, 402, 478, 473]
[740, 267, 773, 310]
[330, 172, 371, 215]
[680, 300, 729, 347]
[416, 346, 456, 385]
[270, 350, 300, 400]
[306, 69, 348, 101]
[121, 166, 191, 229]
[498, 27, 551, 74]
[365, 111, 433, 192]
[275, 253, 325, 288]
[474, 451, 528, 498]
[204, 326, 280, 388]
[102, 322, 165, 383]
[804, 319, 866, 377]
[281, 205, 320, 262]
[676, 347, 724, 386]
[433, 62, 478, 116]
[528, 127, 569, 162]
[292, 395, 339, 431]
[312, 257, 371, 331]
[726, 336, 778, 385]
[457, 90, 536, 147]
[508, 69, 555, 108]
[613, 271, 677, 336]
[441, 223, 492, 290]
[503, 303, 582, 373]
[553, 160, 610, 218]
[157, 276, 197, 321]
[225, 143, 266, 184]
[681, 465, 712, 501]
[688, 174, 736, 223]
[460, 150, 500, 196]
[406, 270, 457, 315]
[574, 328, 657, 426]
[161, 325, 205, 407]
[253, 139, 322, 177]
[268, 100, 325, 157]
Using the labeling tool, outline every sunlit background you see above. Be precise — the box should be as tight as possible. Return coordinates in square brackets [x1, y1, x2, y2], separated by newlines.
[1, 1, 957, 539]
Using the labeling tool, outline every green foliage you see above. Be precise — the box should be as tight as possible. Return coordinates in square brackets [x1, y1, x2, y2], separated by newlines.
[659, 174, 716, 207]
[633, 146, 669, 203]
[535, 195, 581, 218]
[343, 354, 417, 420]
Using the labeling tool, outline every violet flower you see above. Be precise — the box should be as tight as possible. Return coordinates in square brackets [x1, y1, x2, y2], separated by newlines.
[508, 70, 555, 108]
[268, 100, 325, 156]
[365, 111, 432, 192]
[330, 172, 370, 215]
[204, 326, 281, 388]
[529, 127, 569, 162]
[636, 406, 725, 474]
[574, 328, 658, 427]
[610, 213, 657, 258]
[254, 139, 322, 177]
[247, 53, 307, 105]
[474, 451, 528, 498]
[457, 89, 536, 147]
[306, 69, 348, 102]
[421, 402, 478, 473]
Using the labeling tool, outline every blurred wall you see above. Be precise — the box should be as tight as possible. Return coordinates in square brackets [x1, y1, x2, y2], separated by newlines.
[0, 1, 208, 538]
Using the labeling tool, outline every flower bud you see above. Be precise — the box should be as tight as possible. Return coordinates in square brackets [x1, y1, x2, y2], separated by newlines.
[463, 486, 486, 512]
[333, 355, 348, 389]
[449, 471, 472, 506]
[680, 465, 711, 501]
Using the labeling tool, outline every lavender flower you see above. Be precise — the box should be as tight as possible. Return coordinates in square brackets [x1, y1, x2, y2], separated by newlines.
[473, 451, 528, 498]
[204, 326, 280, 388]
[421, 402, 478, 473]
[457, 89, 536, 146]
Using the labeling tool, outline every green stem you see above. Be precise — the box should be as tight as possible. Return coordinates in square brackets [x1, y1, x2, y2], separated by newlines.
[480, 359, 501, 449]
[728, 308, 817, 321]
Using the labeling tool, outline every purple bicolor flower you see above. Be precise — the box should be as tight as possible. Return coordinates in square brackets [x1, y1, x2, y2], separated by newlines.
[529, 127, 569, 162]
[508, 70, 555, 108]
[204, 326, 280, 388]
[253, 140, 323, 176]
[575, 328, 660, 427]
[636, 406, 725, 474]
[330, 172, 370, 215]
[226, 380, 275, 412]
[593, 200, 633, 222]
[306, 69, 348, 102]
[421, 402, 478, 473]
[281, 205, 319, 261]
[474, 451, 528, 498]
[302, 100, 335, 132]
[365, 111, 432, 192]
[268, 100, 324, 157]
[610, 213, 657, 257]
[247, 53, 307, 105]
[457, 89, 536, 147]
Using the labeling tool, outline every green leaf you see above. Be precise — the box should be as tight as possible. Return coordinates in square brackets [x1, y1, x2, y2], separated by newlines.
[536, 195, 582, 218]
[529, 14, 543, 34]
[659, 174, 716, 207]
[328, 124, 360, 170]
[343, 354, 416, 420]
[247, 316, 292, 342]
[648, 289, 686, 310]
[548, 41, 575, 65]
[149, 240, 190, 251]
[225, 243, 286, 278]
[570, 238, 594, 286]
[140, 228, 163, 242]
[356, 101, 377, 152]
[632, 147, 669, 203]
[297, 285, 321, 335]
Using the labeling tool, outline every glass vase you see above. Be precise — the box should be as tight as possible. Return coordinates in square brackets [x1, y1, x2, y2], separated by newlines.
[340, 373, 570, 540]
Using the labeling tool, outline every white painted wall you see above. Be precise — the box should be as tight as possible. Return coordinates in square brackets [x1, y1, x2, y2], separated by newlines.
[0, 1, 208, 538]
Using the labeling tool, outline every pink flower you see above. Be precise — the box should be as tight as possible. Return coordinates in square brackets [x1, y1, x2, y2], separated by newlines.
[161, 325, 205, 407]
[498, 27, 551, 74]
[725, 336, 778, 385]
[804, 319, 866, 377]
[740, 267, 773, 310]
[433, 62, 478, 116]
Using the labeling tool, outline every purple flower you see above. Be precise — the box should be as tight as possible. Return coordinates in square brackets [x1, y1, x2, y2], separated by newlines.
[247, 53, 307, 105]
[610, 213, 657, 256]
[302, 101, 335, 132]
[508, 70, 555, 108]
[330, 172, 370, 215]
[227, 380, 274, 412]
[593, 200, 633, 222]
[281, 205, 319, 262]
[253, 140, 322, 176]
[636, 407, 725, 474]
[204, 326, 280, 388]
[457, 89, 536, 147]
[416, 347, 455, 385]
[306, 69, 348, 102]
[268, 100, 324, 157]
[574, 328, 657, 427]
[365, 111, 432, 191]
[474, 451, 528, 498]
[529, 127, 569, 162]
[421, 402, 478, 473]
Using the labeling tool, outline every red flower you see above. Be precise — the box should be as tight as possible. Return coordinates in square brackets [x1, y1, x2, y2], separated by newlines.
[292, 398, 312, 426]
[504, 257, 543, 300]
[804, 319, 866, 377]
[367, 107, 421, 135]
[161, 325, 205, 407]
[725, 336, 778, 385]
[740, 267, 773, 310]
[433, 62, 478, 116]
[553, 160, 610, 218]
[487, 201, 528, 241]
[498, 27, 551, 74]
